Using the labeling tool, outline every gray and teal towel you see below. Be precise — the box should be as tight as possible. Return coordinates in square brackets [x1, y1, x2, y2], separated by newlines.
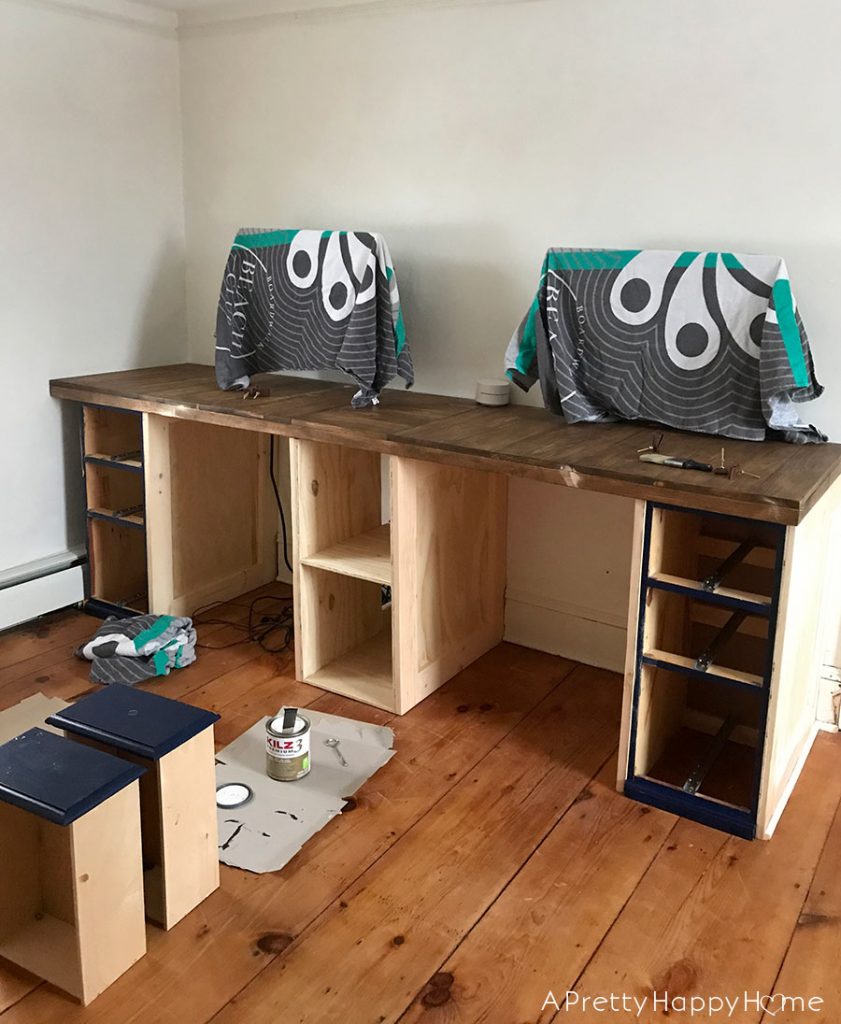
[215, 229, 413, 408]
[505, 249, 825, 443]
[77, 615, 197, 686]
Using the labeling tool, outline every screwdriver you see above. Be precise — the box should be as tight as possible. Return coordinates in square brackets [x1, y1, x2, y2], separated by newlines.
[639, 452, 713, 473]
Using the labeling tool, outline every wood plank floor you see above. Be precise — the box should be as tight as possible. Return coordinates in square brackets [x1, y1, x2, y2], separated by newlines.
[1, 591, 839, 1024]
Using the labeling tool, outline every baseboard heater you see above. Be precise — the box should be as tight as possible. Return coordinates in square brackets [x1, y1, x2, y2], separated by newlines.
[0, 549, 87, 632]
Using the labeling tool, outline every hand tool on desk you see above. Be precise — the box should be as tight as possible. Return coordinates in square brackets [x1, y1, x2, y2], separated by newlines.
[639, 446, 762, 481]
[639, 452, 713, 473]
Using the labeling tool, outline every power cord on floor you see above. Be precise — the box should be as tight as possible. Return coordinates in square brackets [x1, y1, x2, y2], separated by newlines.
[193, 593, 294, 653]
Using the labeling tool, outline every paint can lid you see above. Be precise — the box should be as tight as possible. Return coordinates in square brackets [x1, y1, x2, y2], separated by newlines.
[216, 782, 253, 809]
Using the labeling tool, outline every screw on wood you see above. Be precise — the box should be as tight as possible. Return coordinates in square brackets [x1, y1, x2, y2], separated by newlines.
[637, 432, 664, 455]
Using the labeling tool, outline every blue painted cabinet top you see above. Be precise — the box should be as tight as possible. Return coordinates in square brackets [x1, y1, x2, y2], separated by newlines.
[0, 727, 145, 826]
[47, 685, 220, 761]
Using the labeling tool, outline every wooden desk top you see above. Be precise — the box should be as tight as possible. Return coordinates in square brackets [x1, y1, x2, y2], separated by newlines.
[50, 363, 841, 525]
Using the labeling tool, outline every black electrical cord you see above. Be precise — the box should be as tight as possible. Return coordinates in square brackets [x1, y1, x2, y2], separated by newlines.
[190, 437, 294, 652]
[270, 434, 293, 575]
[193, 593, 294, 653]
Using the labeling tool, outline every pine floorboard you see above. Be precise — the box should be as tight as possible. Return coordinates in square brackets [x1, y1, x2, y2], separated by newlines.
[0, 599, 839, 1024]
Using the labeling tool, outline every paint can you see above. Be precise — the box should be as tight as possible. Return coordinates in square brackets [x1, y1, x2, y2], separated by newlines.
[266, 706, 311, 781]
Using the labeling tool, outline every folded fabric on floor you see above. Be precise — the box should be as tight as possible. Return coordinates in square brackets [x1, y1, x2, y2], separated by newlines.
[77, 614, 197, 686]
[215, 228, 413, 408]
[505, 249, 825, 443]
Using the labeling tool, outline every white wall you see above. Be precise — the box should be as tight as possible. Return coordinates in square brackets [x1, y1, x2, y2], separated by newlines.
[178, 0, 841, 665]
[0, 0, 186, 615]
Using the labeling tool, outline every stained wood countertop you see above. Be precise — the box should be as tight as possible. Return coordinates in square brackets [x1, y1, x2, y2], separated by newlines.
[50, 363, 841, 525]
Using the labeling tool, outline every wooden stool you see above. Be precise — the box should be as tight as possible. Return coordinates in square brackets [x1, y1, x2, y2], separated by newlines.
[0, 728, 146, 1005]
[48, 686, 220, 930]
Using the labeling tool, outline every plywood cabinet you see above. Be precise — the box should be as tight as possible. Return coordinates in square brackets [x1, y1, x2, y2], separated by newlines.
[620, 481, 841, 839]
[290, 439, 507, 714]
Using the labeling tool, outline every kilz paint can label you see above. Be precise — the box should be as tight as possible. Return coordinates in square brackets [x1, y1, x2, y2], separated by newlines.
[266, 707, 311, 781]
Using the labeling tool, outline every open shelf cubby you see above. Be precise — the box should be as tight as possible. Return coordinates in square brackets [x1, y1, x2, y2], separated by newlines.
[642, 588, 771, 687]
[646, 505, 782, 609]
[87, 517, 148, 614]
[81, 405, 147, 615]
[292, 440, 395, 710]
[301, 567, 394, 710]
[82, 405, 143, 464]
[630, 663, 764, 817]
[86, 462, 145, 525]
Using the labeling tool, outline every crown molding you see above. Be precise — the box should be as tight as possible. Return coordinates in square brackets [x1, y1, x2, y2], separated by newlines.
[2, 0, 177, 34]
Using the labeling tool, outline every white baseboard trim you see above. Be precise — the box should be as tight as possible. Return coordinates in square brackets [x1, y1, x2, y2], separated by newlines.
[504, 590, 626, 673]
[817, 670, 841, 730]
[0, 561, 85, 633]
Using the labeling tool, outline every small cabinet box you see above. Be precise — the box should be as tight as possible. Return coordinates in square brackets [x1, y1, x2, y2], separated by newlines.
[0, 728, 147, 1005]
[49, 687, 220, 930]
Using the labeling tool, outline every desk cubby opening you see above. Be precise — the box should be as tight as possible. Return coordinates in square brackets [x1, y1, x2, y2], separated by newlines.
[632, 664, 764, 815]
[646, 506, 782, 607]
[85, 462, 145, 524]
[298, 566, 394, 710]
[293, 439, 390, 585]
[643, 588, 770, 686]
[88, 518, 148, 613]
[83, 405, 143, 464]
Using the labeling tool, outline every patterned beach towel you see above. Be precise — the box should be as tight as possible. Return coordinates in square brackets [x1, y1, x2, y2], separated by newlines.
[215, 229, 413, 407]
[505, 249, 825, 443]
[77, 614, 197, 686]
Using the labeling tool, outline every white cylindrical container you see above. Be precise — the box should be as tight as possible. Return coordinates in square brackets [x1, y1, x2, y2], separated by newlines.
[475, 378, 510, 406]
[266, 708, 311, 781]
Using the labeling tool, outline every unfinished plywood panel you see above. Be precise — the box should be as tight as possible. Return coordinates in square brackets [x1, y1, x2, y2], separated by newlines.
[616, 499, 646, 790]
[144, 415, 277, 616]
[156, 728, 220, 930]
[0, 785, 145, 1006]
[758, 474, 841, 837]
[71, 784, 146, 1004]
[392, 457, 507, 713]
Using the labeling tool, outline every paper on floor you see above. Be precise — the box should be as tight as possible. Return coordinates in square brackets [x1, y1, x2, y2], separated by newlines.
[0, 692, 70, 745]
[215, 709, 395, 874]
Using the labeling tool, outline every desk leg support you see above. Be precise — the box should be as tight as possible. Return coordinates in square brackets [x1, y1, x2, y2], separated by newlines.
[757, 475, 841, 837]
[143, 414, 278, 616]
[617, 500, 646, 792]
[392, 457, 508, 714]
